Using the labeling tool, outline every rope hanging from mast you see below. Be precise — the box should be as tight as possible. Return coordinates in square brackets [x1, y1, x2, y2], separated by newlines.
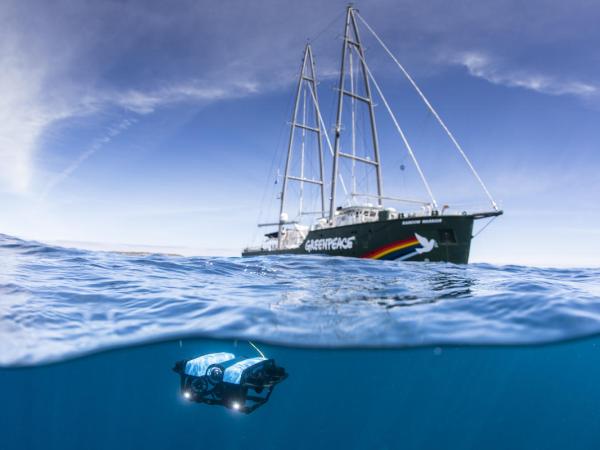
[305, 82, 349, 197]
[351, 41, 439, 209]
[355, 11, 499, 211]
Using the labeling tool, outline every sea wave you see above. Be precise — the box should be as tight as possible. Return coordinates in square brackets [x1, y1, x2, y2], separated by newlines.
[0, 233, 599, 366]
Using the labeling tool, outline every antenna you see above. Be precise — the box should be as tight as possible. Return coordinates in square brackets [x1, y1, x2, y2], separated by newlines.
[278, 44, 326, 249]
[329, 5, 383, 221]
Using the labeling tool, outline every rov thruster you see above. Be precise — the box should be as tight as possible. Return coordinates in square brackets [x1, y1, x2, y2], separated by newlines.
[173, 351, 287, 414]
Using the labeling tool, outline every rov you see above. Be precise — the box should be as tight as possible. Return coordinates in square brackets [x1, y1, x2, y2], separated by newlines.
[173, 352, 287, 414]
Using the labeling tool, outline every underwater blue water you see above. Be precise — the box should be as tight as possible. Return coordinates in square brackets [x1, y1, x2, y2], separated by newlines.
[2, 233, 600, 450]
[4, 337, 600, 450]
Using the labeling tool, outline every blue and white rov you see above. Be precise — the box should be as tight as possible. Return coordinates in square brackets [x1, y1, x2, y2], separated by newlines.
[173, 352, 287, 414]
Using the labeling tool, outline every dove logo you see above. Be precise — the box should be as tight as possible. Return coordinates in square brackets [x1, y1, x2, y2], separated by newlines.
[362, 233, 438, 260]
[414, 233, 437, 254]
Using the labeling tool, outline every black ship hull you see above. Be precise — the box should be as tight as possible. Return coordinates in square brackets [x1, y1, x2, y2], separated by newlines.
[242, 213, 497, 264]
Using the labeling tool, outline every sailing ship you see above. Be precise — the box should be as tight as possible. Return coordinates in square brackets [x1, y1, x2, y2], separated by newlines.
[243, 6, 502, 263]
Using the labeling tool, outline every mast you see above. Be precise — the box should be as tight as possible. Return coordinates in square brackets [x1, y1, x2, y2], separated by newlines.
[277, 44, 326, 249]
[329, 5, 383, 221]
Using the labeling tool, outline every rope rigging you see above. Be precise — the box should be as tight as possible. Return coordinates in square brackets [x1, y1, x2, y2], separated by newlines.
[351, 46, 439, 209]
[355, 11, 499, 211]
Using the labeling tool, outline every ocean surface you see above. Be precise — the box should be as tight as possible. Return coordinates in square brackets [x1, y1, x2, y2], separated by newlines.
[1, 233, 600, 449]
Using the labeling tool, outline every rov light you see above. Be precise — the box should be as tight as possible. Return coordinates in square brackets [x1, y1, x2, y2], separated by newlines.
[183, 391, 192, 400]
[231, 402, 241, 411]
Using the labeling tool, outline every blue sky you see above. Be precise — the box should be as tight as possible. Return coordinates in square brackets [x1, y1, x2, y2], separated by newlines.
[0, 0, 598, 266]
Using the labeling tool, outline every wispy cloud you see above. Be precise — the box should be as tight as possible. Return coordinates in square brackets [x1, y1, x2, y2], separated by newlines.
[451, 51, 597, 98]
[110, 80, 260, 114]
[2, 0, 599, 197]
[0, 35, 74, 193]
[0, 0, 300, 195]
[34, 79, 262, 196]
[40, 118, 137, 200]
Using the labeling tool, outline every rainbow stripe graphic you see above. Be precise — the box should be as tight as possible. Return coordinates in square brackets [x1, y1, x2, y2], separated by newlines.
[361, 236, 421, 260]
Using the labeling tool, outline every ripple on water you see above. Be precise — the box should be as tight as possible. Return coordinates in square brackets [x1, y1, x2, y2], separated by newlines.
[0, 233, 599, 366]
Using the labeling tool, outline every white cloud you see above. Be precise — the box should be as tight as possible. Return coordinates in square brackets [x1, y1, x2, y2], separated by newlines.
[34, 79, 262, 196]
[0, 37, 73, 193]
[111, 80, 260, 114]
[39, 118, 137, 199]
[0, 28, 262, 195]
[1, 0, 599, 197]
[0, 0, 282, 195]
[0, 64, 260, 195]
[454, 51, 597, 98]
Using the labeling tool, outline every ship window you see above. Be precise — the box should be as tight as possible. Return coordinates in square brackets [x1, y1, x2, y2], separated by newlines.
[438, 229, 456, 244]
